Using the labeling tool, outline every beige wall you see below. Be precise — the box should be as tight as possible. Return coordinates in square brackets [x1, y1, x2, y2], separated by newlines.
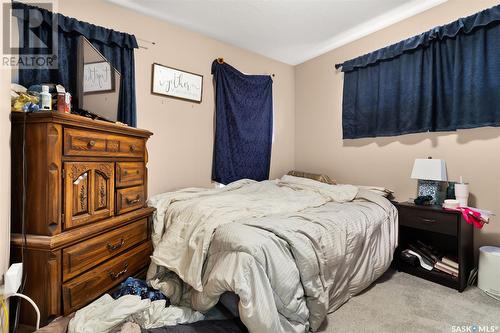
[57, 0, 295, 196]
[1, 53, 11, 279]
[4, 0, 499, 275]
[295, 0, 500, 250]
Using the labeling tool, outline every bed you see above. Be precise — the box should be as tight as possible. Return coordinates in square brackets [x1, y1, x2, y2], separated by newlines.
[146, 175, 398, 333]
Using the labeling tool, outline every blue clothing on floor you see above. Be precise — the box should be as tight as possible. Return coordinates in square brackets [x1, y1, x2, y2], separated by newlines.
[113, 277, 169, 304]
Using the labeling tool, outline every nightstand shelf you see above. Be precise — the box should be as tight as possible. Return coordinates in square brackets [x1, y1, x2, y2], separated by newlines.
[394, 202, 473, 292]
[398, 260, 458, 289]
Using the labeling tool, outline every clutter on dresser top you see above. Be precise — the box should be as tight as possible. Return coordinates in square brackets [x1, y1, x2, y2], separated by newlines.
[10, 82, 127, 126]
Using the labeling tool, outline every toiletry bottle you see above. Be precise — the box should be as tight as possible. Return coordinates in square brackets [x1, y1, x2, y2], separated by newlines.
[40, 85, 52, 111]
[455, 176, 469, 207]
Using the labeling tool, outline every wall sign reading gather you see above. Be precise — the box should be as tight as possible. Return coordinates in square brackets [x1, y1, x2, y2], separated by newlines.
[151, 63, 203, 103]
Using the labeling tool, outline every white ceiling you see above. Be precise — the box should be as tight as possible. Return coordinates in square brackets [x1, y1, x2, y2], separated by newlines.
[107, 0, 447, 65]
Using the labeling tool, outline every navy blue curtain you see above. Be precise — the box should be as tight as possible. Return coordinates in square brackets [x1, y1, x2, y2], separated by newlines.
[211, 61, 273, 184]
[12, 2, 138, 126]
[336, 4, 500, 139]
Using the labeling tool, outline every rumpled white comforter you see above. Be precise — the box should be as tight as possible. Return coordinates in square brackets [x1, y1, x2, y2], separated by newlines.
[147, 175, 398, 333]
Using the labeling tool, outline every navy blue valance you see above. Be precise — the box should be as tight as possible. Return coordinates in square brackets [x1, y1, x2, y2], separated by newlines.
[12, 2, 138, 49]
[211, 60, 273, 184]
[338, 4, 500, 139]
[336, 4, 500, 72]
[12, 2, 138, 127]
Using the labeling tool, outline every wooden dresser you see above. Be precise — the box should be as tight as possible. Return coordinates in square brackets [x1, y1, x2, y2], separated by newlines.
[10, 112, 155, 327]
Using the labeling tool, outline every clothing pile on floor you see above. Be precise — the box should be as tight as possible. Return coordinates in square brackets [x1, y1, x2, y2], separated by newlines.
[112, 277, 169, 303]
[36, 278, 247, 333]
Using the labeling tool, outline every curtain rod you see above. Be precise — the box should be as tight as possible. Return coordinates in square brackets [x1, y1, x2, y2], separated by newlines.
[216, 57, 275, 77]
[138, 38, 156, 50]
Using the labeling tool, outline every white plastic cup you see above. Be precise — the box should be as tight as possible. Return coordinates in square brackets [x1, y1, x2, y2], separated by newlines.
[455, 183, 469, 207]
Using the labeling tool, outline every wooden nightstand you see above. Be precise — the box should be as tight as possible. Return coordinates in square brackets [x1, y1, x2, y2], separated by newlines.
[394, 202, 474, 292]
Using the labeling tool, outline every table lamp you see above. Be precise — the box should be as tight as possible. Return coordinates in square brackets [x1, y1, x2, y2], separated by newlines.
[411, 157, 447, 204]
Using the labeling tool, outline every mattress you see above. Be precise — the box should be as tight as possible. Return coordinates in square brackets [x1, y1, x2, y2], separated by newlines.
[147, 176, 398, 333]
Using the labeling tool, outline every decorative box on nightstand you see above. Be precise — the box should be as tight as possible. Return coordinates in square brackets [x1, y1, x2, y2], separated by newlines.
[394, 202, 473, 292]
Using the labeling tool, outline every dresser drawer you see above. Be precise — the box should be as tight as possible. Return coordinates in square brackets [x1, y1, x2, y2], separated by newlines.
[62, 241, 151, 314]
[116, 186, 145, 214]
[116, 162, 144, 188]
[399, 207, 458, 236]
[62, 219, 148, 281]
[64, 128, 145, 158]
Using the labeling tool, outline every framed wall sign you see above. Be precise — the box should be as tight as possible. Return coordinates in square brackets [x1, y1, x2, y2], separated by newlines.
[151, 63, 203, 103]
[83, 61, 115, 94]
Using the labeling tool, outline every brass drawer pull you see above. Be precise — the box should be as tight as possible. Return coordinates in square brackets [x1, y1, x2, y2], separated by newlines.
[107, 238, 125, 251]
[123, 170, 140, 176]
[88, 140, 96, 148]
[108, 263, 129, 280]
[419, 217, 436, 224]
[126, 195, 141, 205]
[130, 144, 137, 152]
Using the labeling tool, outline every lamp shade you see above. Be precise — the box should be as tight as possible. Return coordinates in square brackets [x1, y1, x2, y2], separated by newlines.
[411, 158, 447, 181]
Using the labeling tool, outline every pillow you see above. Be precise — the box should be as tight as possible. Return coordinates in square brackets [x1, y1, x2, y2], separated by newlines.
[287, 170, 336, 185]
[358, 185, 394, 198]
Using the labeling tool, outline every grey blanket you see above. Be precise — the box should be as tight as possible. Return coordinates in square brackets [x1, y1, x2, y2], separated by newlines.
[148, 178, 398, 333]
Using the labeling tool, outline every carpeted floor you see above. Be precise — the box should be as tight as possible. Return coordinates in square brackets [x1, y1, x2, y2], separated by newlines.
[321, 269, 500, 333]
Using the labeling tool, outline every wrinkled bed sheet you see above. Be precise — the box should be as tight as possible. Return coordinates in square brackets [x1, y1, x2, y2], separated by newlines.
[147, 176, 398, 333]
[68, 294, 204, 333]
